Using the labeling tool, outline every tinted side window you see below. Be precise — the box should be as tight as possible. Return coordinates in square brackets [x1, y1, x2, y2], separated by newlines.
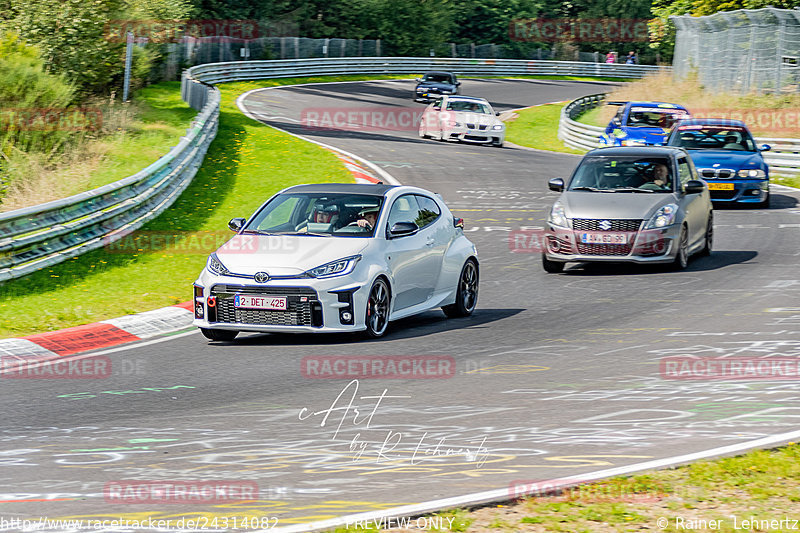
[678, 158, 693, 186]
[414, 195, 441, 229]
[387, 195, 422, 230]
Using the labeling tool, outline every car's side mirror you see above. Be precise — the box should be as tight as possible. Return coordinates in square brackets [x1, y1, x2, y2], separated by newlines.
[415, 78, 421, 82]
[548, 178, 565, 192]
[684, 180, 705, 194]
[228, 217, 246, 232]
[495, 112, 501, 116]
[612, 118, 621, 126]
[388, 221, 419, 238]
[456, 81, 461, 86]
[760, 144, 772, 152]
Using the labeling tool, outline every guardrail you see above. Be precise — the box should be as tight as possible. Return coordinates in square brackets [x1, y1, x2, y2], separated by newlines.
[0, 90, 220, 282]
[0, 57, 663, 283]
[557, 94, 800, 174]
[181, 56, 666, 107]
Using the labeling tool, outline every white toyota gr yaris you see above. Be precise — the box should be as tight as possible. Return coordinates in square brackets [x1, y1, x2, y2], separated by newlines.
[193, 183, 479, 340]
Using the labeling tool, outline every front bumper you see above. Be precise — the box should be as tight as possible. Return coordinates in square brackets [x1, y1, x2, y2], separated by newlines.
[543, 224, 681, 264]
[444, 127, 504, 144]
[192, 272, 369, 334]
[706, 179, 769, 203]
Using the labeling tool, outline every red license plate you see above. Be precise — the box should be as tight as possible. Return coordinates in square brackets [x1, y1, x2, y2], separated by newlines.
[580, 232, 627, 244]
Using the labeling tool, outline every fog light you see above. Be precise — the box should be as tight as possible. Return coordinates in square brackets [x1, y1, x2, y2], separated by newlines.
[207, 296, 216, 308]
[342, 311, 352, 322]
[195, 303, 204, 319]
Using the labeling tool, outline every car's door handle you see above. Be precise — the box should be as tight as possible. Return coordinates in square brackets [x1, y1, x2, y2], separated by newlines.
[426, 237, 435, 246]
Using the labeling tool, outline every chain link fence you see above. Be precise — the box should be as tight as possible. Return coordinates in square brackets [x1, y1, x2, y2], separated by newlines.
[672, 7, 800, 93]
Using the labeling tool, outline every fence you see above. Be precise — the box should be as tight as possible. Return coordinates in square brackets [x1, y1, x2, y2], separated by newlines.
[0, 58, 661, 283]
[672, 7, 800, 94]
[153, 37, 604, 80]
[557, 94, 800, 174]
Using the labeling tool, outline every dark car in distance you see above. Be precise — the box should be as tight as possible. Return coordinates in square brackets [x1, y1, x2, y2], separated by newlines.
[414, 71, 460, 103]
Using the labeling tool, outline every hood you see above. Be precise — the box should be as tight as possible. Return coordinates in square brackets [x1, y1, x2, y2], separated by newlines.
[688, 150, 764, 169]
[560, 191, 675, 220]
[623, 127, 668, 145]
[453, 111, 500, 126]
[417, 81, 456, 91]
[214, 234, 368, 277]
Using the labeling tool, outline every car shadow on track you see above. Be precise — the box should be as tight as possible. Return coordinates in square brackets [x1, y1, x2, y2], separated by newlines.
[712, 193, 798, 210]
[560, 250, 758, 276]
[209, 308, 524, 346]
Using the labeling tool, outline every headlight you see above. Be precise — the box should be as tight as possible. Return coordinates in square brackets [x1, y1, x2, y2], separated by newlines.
[305, 255, 361, 278]
[206, 253, 230, 276]
[738, 168, 767, 178]
[548, 202, 569, 228]
[621, 140, 646, 146]
[645, 204, 679, 229]
[492, 124, 504, 130]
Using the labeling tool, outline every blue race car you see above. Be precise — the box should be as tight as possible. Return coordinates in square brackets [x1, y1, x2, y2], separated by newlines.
[599, 101, 691, 147]
[665, 118, 771, 207]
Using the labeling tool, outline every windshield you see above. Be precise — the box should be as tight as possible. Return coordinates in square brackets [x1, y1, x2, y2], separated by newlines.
[445, 100, 491, 114]
[626, 107, 690, 128]
[569, 156, 675, 192]
[423, 73, 454, 83]
[245, 193, 384, 237]
[670, 125, 757, 151]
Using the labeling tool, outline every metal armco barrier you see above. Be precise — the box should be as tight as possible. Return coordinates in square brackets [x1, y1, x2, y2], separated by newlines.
[0, 57, 663, 283]
[0, 91, 220, 282]
[557, 94, 800, 174]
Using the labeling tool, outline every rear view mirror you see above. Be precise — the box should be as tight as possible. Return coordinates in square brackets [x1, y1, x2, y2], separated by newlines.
[548, 178, 565, 192]
[388, 221, 419, 238]
[760, 144, 771, 152]
[684, 180, 705, 194]
[228, 217, 246, 232]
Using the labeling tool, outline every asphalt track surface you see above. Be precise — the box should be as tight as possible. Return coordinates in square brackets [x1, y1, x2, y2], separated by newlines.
[3, 79, 800, 531]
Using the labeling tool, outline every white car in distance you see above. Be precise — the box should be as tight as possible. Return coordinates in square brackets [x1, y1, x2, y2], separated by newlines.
[419, 95, 505, 147]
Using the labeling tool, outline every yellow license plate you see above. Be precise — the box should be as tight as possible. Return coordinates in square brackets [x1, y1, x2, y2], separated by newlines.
[707, 182, 735, 190]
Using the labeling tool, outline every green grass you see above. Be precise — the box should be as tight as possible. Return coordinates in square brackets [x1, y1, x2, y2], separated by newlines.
[0, 80, 352, 338]
[378, 443, 800, 532]
[574, 105, 604, 128]
[773, 175, 800, 187]
[86, 83, 199, 190]
[505, 103, 585, 155]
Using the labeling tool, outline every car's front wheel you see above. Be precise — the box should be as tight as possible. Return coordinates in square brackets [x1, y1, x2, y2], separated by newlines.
[671, 225, 689, 270]
[443, 259, 479, 318]
[542, 254, 565, 273]
[200, 328, 238, 342]
[365, 278, 390, 338]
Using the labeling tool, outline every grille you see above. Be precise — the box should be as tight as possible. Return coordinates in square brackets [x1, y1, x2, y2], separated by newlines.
[466, 123, 488, 131]
[700, 168, 735, 179]
[576, 242, 634, 256]
[464, 134, 489, 141]
[572, 219, 642, 231]
[211, 285, 320, 327]
[710, 189, 738, 200]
